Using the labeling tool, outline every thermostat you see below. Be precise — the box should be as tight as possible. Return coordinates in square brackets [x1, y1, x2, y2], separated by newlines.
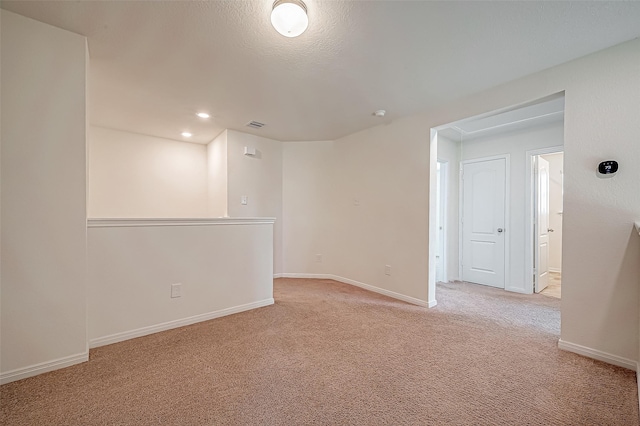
[598, 160, 618, 175]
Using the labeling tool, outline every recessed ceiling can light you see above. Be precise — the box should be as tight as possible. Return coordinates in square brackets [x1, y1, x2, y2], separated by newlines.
[181, 132, 193, 138]
[374, 110, 386, 117]
[196, 112, 210, 119]
[271, 0, 308, 38]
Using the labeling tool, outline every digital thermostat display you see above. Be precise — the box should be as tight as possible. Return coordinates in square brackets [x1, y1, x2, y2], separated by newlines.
[598, 160, 618, 175]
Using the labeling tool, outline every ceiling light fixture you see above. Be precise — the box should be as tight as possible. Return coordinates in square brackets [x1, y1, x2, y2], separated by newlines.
[181, 132, 193, 138]
[374, 110, 386, 117]
[271, 0, 308, 38]
[196, 112, 210, 119]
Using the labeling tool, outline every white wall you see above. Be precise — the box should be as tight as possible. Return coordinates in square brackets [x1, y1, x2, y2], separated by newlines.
[1, 11, 88, 383]
[436, 134, 461, 282]
[454, 41, 640, 363]
[541, 152, 564, 272]
[315, 38, 639, 363]
[87, 219, 274, 347]
[460, 121, 564, 293]
[282, 141, 334, 275]
[88, 126, 281, 272]
[331, 119, 431, 302]
[557, 41, 639, 363]
[226, 130, 283, 274]
[207, 130, 228, 217]
[89, 126, 208, 218]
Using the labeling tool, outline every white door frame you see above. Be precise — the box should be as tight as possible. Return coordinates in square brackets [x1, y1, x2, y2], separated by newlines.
[436, 160, 448, 283]
[459, 154, 511, 288]
[525, 146, 563, 293]
[427, 129, 438, 308]
[534, 156, 551, 293]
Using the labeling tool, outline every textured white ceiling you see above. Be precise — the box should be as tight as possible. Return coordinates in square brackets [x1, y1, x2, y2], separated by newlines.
[3, 1, 640, 143]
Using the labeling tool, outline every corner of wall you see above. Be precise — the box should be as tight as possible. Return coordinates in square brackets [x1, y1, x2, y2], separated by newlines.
[224, 129, 283, 274]
[206, 130, 229, 218]
[1, 9, 89, 381]
[637, 364, 640, 414]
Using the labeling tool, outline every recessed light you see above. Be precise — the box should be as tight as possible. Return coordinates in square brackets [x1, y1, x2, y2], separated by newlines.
[373, 110, 386, 117]
[196, 112, 210, 119]
[181, 132, 193, 138]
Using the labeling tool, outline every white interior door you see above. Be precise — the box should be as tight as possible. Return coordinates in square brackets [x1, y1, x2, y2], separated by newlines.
[535, 156, 550, 293]
[435, 162, 445, 283]
[461, 158, 506, 288]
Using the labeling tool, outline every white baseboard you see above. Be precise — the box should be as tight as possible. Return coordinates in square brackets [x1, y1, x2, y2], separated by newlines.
[558, 339, 637, 371]
[279, 273, 332, 279]
[0, 352, 88, 385]
[273, 273, 283, 278]
[280, 273, 431, 308]
[331, 275, 431, 308]
[505, 286, 532, 295]
[89, 298, 275, 349]
[549, 268, 562, 273]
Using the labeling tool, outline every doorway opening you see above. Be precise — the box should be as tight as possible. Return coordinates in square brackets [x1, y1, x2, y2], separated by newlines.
[428, 93, 565, 305]
[435, 160, 448, 284]
[528, 150, 564, 299]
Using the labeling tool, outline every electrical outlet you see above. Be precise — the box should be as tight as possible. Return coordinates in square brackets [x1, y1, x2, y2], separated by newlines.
[316, 254, 323, 263]
[385, 265, 391, 276]
[353, 198, 360, 206]
[171, 283, 182, 298]
[241, 196, 248, 205]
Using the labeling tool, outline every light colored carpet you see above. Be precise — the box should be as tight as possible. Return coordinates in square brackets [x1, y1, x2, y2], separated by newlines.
[1, 278, 637, 425]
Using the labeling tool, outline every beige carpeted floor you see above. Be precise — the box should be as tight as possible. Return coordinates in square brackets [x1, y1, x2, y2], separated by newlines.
[1, 278, 637, 425]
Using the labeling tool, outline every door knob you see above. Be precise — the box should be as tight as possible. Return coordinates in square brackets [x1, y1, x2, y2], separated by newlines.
[497, 228, 504, 233]
[548, 228, 554, 232]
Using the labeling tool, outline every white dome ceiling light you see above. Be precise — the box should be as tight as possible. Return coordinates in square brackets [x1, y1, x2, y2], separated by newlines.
[271, 0, 308, 38]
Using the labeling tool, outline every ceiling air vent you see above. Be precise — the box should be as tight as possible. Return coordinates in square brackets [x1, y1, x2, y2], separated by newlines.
[245, 121, 265, 129]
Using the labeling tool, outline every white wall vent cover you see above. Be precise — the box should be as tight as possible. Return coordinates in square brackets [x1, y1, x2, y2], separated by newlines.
[245, 121, 265, 129]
